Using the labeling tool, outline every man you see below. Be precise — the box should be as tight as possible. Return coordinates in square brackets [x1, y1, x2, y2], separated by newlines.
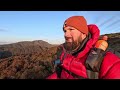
[47, 16, 120, 79]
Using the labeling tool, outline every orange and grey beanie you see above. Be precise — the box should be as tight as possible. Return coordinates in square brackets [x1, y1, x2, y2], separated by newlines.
[64, 16, 88, 35]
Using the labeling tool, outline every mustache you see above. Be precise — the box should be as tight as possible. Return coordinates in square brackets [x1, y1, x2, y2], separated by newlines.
[65, 37, 72, 40]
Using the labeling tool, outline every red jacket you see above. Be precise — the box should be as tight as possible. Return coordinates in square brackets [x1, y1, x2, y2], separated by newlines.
[47, 24, 120, 79]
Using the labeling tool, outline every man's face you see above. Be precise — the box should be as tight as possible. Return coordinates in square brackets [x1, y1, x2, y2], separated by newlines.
[63, 26, 83, 52]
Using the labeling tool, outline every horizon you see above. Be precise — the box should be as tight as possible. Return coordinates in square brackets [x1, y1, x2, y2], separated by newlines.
[0, 11, 120, 44]
[0, 31, 119, 45]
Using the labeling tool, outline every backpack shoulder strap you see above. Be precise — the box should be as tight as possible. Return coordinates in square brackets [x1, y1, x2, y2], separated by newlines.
[85, 48, 106, 79]
[87, 70, 99, 79]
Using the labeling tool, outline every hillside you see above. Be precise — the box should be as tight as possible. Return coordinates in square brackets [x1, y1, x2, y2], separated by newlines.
[0, 46, 58, 79]
[0, 40, 58, 79]
[0, 40, 55, 59]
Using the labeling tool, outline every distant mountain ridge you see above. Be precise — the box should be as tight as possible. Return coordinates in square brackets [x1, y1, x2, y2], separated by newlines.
[0, 40, 57, 59]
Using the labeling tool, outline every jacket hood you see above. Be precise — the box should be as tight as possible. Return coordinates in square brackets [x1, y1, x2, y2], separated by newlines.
[77, 24, 100, 59]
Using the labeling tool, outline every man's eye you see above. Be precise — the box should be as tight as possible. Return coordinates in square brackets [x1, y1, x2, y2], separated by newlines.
[63, 30, 66, 32]
[69, 29, 74, 31]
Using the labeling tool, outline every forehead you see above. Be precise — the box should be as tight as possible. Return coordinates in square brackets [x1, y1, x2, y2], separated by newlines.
[64, 26, 77, 30]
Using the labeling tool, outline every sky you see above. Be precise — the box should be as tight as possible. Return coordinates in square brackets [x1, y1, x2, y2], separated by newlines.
[0, 11, 120, 44]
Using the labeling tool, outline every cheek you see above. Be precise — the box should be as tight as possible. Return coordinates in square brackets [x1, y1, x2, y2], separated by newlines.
[71, 32, 80, 41]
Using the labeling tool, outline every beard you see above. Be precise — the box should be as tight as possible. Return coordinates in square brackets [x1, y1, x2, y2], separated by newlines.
[63, 36, 82, 53]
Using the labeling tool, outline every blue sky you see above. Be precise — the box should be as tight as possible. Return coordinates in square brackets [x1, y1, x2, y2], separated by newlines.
[0, 11, 120, 44]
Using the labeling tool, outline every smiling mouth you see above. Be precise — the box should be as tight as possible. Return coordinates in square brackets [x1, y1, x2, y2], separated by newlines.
[65, 37, 73, 42]
[65, 37, 72, 40]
